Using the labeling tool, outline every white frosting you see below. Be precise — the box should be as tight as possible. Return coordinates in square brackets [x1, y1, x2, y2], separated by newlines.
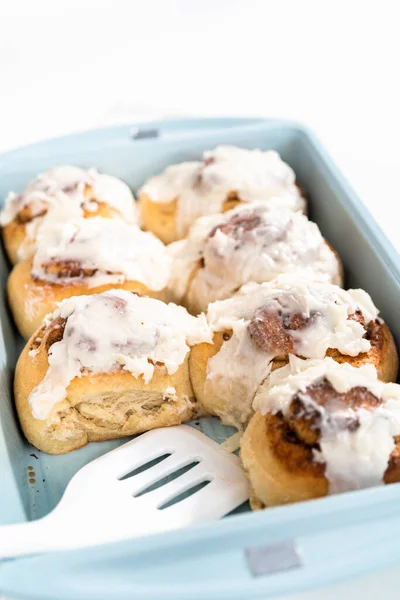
[168, 203, 342, 313]
[203, 278, 379, 428]
[254, 356, 400, 493]
[32, 217, 171, 291]
[28, 290, 212, 420]
[0, 166, 137, 259]
[140, 146, 305, 237]
[207, 318, 273, 427]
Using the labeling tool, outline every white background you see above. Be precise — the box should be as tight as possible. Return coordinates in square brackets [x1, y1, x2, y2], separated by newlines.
[0, 1, 400, 598]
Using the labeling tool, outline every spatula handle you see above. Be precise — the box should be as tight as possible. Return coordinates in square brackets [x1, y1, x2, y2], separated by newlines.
[0, 514, 76, 558]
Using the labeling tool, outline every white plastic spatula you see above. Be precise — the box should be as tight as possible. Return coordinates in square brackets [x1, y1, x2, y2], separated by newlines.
[0, 425, 249, 558]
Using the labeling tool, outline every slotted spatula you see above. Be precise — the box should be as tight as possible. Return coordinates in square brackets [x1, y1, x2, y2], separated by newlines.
[0, 425, 249, 558]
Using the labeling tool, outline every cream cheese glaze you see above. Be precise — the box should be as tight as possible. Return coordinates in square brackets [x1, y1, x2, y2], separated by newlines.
[253, 356, 400, 493]
[1, 166, 136, 259]
[28, 290, 212, 420]
[140, 146, 305, 237]
[203, 277, 380, 427]
[168, 203, 342, 313]
[31, 217, 171, 290]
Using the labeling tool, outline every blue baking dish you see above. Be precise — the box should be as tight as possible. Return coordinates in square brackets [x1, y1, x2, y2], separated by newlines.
[1, 118, 400, 600]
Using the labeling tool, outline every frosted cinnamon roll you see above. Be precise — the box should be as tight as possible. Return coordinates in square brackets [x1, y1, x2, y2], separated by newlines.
[241, 357, 400, 508]
[139, 146, 305, 244]
[8, 217, 171, 339]
[0, 166, 136, 264]
[15, 290, 212, 454]
[168, 203, 343, 315]
[189, 277, 398, 428]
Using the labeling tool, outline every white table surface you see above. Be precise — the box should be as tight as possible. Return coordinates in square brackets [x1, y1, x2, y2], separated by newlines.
[0, 1, 399, 598]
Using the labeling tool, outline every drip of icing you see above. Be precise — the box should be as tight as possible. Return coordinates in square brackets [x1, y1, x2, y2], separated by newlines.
[203, 277, 380, 428]
[168, 204, 342, 312]
[0, 166, 137, 258]
[206, 319, 273, 427]
[140, 146, 305, 237]
[28, 290, 212, 420]
[31, 217, 171, 290]
[254, 356, 400, 493]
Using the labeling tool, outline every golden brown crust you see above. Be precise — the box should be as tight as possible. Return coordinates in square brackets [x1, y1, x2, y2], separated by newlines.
[189, 322, 398, 426]
[7, 259, 166, 340]
[221, 194, 241, 213]
[138, 193, 178, 245]
[15, 327, 196, 454]
[182, 262, 203, 315]
[241, 406, 400, 509]
[241, 412, 328, 507]
[385, 437, 400, 483]
[2, 221, 29, 265]
[189, 332, 226, 418]
[325, 321, 398, 383]
[2, 200, 123, 265]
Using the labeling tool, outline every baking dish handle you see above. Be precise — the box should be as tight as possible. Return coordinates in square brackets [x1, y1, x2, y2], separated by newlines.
[0, 117, 271, 164]
[2, 505, 400, 600]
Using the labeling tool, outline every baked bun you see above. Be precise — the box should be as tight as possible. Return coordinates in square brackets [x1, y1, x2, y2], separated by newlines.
[241, 357, 400, 508]
[168, 203, 343, 315]
[189, 277, 398, 428]
[15, 290, 212, 454]
[139, 146, 306, 244]
[1, 166, 136, 264]
[8, 217, 171, 339]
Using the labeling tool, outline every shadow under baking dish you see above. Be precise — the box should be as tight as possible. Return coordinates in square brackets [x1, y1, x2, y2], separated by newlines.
[1, 117, 400, 530]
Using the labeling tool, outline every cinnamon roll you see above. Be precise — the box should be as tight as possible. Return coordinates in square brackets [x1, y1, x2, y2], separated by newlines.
[1, 166, 136, 264]
[168, 203, 343, 315]
[241, 357, 400, 508]
[139, 146, 306, 244]
[8, 217, 171, 339]
[189, 277, 398, 428]
[15, 290, 212, 454]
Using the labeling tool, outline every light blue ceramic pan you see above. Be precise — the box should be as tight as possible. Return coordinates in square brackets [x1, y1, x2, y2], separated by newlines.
[1, 118, 400, 600]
